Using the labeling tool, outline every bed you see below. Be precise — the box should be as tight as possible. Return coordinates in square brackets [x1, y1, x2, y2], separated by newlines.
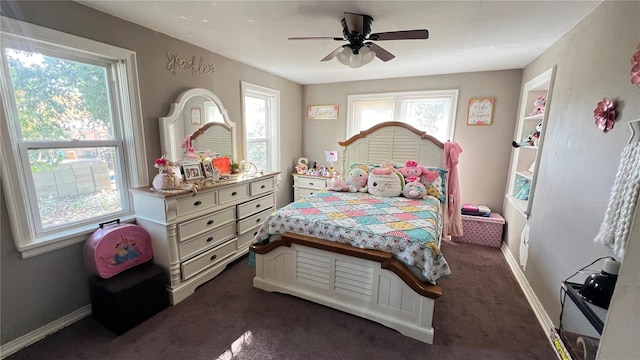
[250, 122, 450, 344]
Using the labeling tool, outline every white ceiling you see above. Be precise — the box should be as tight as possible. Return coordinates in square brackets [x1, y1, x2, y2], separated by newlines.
[78, 1, 601, 85]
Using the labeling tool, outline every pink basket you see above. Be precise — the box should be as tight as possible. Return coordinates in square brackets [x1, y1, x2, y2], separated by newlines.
[83, 220, 153, 278]
[452, 213, 505, 247]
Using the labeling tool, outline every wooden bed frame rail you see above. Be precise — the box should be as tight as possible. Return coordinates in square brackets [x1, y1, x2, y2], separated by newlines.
[251, 232, 442, 343]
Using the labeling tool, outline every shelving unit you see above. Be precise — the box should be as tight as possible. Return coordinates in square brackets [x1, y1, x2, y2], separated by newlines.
[506, 67, 556, 217]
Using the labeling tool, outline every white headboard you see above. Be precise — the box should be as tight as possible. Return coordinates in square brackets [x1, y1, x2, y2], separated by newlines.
[339, 122, 445, 174]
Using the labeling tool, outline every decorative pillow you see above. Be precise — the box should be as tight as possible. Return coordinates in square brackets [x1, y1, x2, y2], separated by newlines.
[368, 171, 404, 197]
[419, 167, 448, 203]
[348, 162, 378, 174]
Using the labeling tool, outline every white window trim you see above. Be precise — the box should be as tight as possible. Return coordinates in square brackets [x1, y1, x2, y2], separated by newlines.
[346, 89, 459, 141]
[0, 17, 148, 258]
[240, 81, 280, 172]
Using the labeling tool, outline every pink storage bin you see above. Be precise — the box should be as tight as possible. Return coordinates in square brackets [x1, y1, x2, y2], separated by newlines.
[83, 219, 153, 279]
[452, 213, 505, 247]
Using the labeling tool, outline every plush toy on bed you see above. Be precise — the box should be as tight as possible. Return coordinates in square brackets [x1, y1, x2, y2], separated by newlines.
[402, 181, 427, 199]
[368, 165, 404, 197]
[399, 160, 429, 183]
[344, 166, 369, 193]
[325, 174, 348, 192]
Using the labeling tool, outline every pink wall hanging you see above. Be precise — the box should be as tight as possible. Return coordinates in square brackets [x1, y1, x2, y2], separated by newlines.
[594, 98, 617, 133]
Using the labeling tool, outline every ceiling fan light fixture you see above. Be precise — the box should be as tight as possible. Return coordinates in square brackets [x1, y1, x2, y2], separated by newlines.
[336, 47, 352, 65]
[360, 46, 376, 65]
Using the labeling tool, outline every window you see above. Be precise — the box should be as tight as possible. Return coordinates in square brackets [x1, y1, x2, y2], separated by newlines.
[241, 82, 280, 172]
[0, 17, 147, 258]
[346, 90, 459, 142]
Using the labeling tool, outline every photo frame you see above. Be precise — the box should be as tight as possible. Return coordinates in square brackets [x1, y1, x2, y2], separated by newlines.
[190, 107, 202, 125]
[307, 104, 339, 120]
[201, 159, 215, 178]
[467, 98, 495, 126]
[182, 163, 203, 181]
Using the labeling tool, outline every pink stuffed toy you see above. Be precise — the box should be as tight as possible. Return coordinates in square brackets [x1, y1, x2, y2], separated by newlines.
[181, 134, 201, 160]
[345, 167, 368, 193]
[399, 160, 428, 183]
[326, 175, 347, 192]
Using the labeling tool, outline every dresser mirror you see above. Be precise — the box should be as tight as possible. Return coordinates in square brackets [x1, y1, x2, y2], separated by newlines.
[159, 88, 237, 162]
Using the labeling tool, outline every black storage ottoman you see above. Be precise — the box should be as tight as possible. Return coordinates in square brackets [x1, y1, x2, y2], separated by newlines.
[89, 262, 168, 335]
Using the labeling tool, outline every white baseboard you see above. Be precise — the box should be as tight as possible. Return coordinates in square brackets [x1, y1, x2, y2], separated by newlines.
[500, 243, 571, 360]
[0, 305, 91, 359]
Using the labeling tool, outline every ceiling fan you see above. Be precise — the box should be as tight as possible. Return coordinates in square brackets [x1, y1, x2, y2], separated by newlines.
[288, 12, 429, 67]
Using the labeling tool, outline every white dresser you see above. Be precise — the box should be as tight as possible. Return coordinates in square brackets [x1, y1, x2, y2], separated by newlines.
[292, 173, 332, 201]
[131, 172, 279, 304]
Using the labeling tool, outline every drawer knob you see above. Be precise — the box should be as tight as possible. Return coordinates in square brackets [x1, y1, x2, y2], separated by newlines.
[256, 204, 261, 208]
[256, 218, 261, 223]
[232, 191, 237, 196]
[207, 220, 214, 225]
[253, 231, 258, 236]
[310, 182, 314, 186]
[210, 254, 217, 261]
[261, 185, 266, 189]
[194, 201, 202, 206]
[207, 237, 214, 242]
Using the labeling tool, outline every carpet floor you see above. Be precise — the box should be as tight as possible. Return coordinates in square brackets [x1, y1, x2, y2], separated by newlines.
[8, 239, 557, 360]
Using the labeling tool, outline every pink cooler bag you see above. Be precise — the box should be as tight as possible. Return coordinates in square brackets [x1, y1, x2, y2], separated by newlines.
[83, 219, 153, 279]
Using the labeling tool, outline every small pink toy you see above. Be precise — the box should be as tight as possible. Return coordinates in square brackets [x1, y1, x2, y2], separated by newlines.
[399, 160, 428, 183]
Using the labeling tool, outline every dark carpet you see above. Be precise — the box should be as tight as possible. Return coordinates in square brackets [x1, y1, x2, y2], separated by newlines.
[8, 240, 557, 360]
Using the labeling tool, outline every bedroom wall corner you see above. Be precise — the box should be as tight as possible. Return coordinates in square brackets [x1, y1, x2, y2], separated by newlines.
[509, 0, 640, 342]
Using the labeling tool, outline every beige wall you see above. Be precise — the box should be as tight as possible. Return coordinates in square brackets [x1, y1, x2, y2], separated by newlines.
[302, 70, 523, 213]
[0, 0, 301, 344]
[502, 1, 640, 354]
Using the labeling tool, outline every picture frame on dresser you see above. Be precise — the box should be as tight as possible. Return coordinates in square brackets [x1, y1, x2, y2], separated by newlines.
[201, 160, 215, 178]
[182, 163, 203, 181]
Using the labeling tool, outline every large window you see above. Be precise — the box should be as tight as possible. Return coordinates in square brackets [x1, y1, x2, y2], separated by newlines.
[241, 82, 280, 172]
[347, 90, 459, 142]
[0, 17, 146, 257]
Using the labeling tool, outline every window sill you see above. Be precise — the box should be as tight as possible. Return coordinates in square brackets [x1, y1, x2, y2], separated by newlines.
[16, 214, 136, 259]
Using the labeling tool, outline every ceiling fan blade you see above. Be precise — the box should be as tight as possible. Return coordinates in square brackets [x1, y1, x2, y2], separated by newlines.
[369, 29, 429, 41]
[321, 46, 345, 62]
[369, 43, 395, 62]
[344, 12, 364, 34]
[288, 36, 344, 41]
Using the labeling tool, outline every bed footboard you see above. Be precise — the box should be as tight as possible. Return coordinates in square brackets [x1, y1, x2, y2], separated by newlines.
[251, 233, 442, 344]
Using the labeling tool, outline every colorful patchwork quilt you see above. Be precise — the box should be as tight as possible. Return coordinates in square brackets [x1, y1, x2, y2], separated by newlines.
[254, 191, 451, 283]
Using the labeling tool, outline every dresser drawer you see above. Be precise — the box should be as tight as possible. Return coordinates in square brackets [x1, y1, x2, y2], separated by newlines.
[237, 226, 260, 250]
[298, 187, 322, 198]
[238, 207, 272, 234]
[297, 177, 327, 189]
[250, 178, 275, 196]
[177, 207, 235, 241]
[176, 192, 217, 218]
[181, 239, 237, 280]
[219, 184, 249, 204]
[237, 194, 275, 219]
[179, 222, 236, 261]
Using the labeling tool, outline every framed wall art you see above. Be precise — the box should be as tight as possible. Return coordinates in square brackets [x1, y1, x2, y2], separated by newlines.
[467, 98, 495, 126]
[307, 104, 339, 120]
[190, 107, 202, 125]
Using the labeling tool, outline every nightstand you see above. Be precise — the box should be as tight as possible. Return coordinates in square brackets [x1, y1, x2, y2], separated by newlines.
[292, 173, 332, 201]
[558, 281, 607, 360]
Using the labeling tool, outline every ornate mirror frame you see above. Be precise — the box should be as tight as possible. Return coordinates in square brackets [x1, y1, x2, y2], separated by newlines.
[159, 88, 237, 162]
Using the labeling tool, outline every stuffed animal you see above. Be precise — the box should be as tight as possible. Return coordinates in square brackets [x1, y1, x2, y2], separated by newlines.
[402, 181, 427, 199]
[344, 167, 369, 193]
[529, 95, 546, 116]
[515, 178, 531, 200]
[326, 174, 347, 192]
[399, 160, 429, 183]
[512, 121, 543, 148]
[368, 169, 404, 197]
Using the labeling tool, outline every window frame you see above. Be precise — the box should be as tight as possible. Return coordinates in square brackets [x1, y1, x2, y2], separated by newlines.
[240, 81, 280, 172]
[0, 16, 148, 258]
[346, 89, 459, 142]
